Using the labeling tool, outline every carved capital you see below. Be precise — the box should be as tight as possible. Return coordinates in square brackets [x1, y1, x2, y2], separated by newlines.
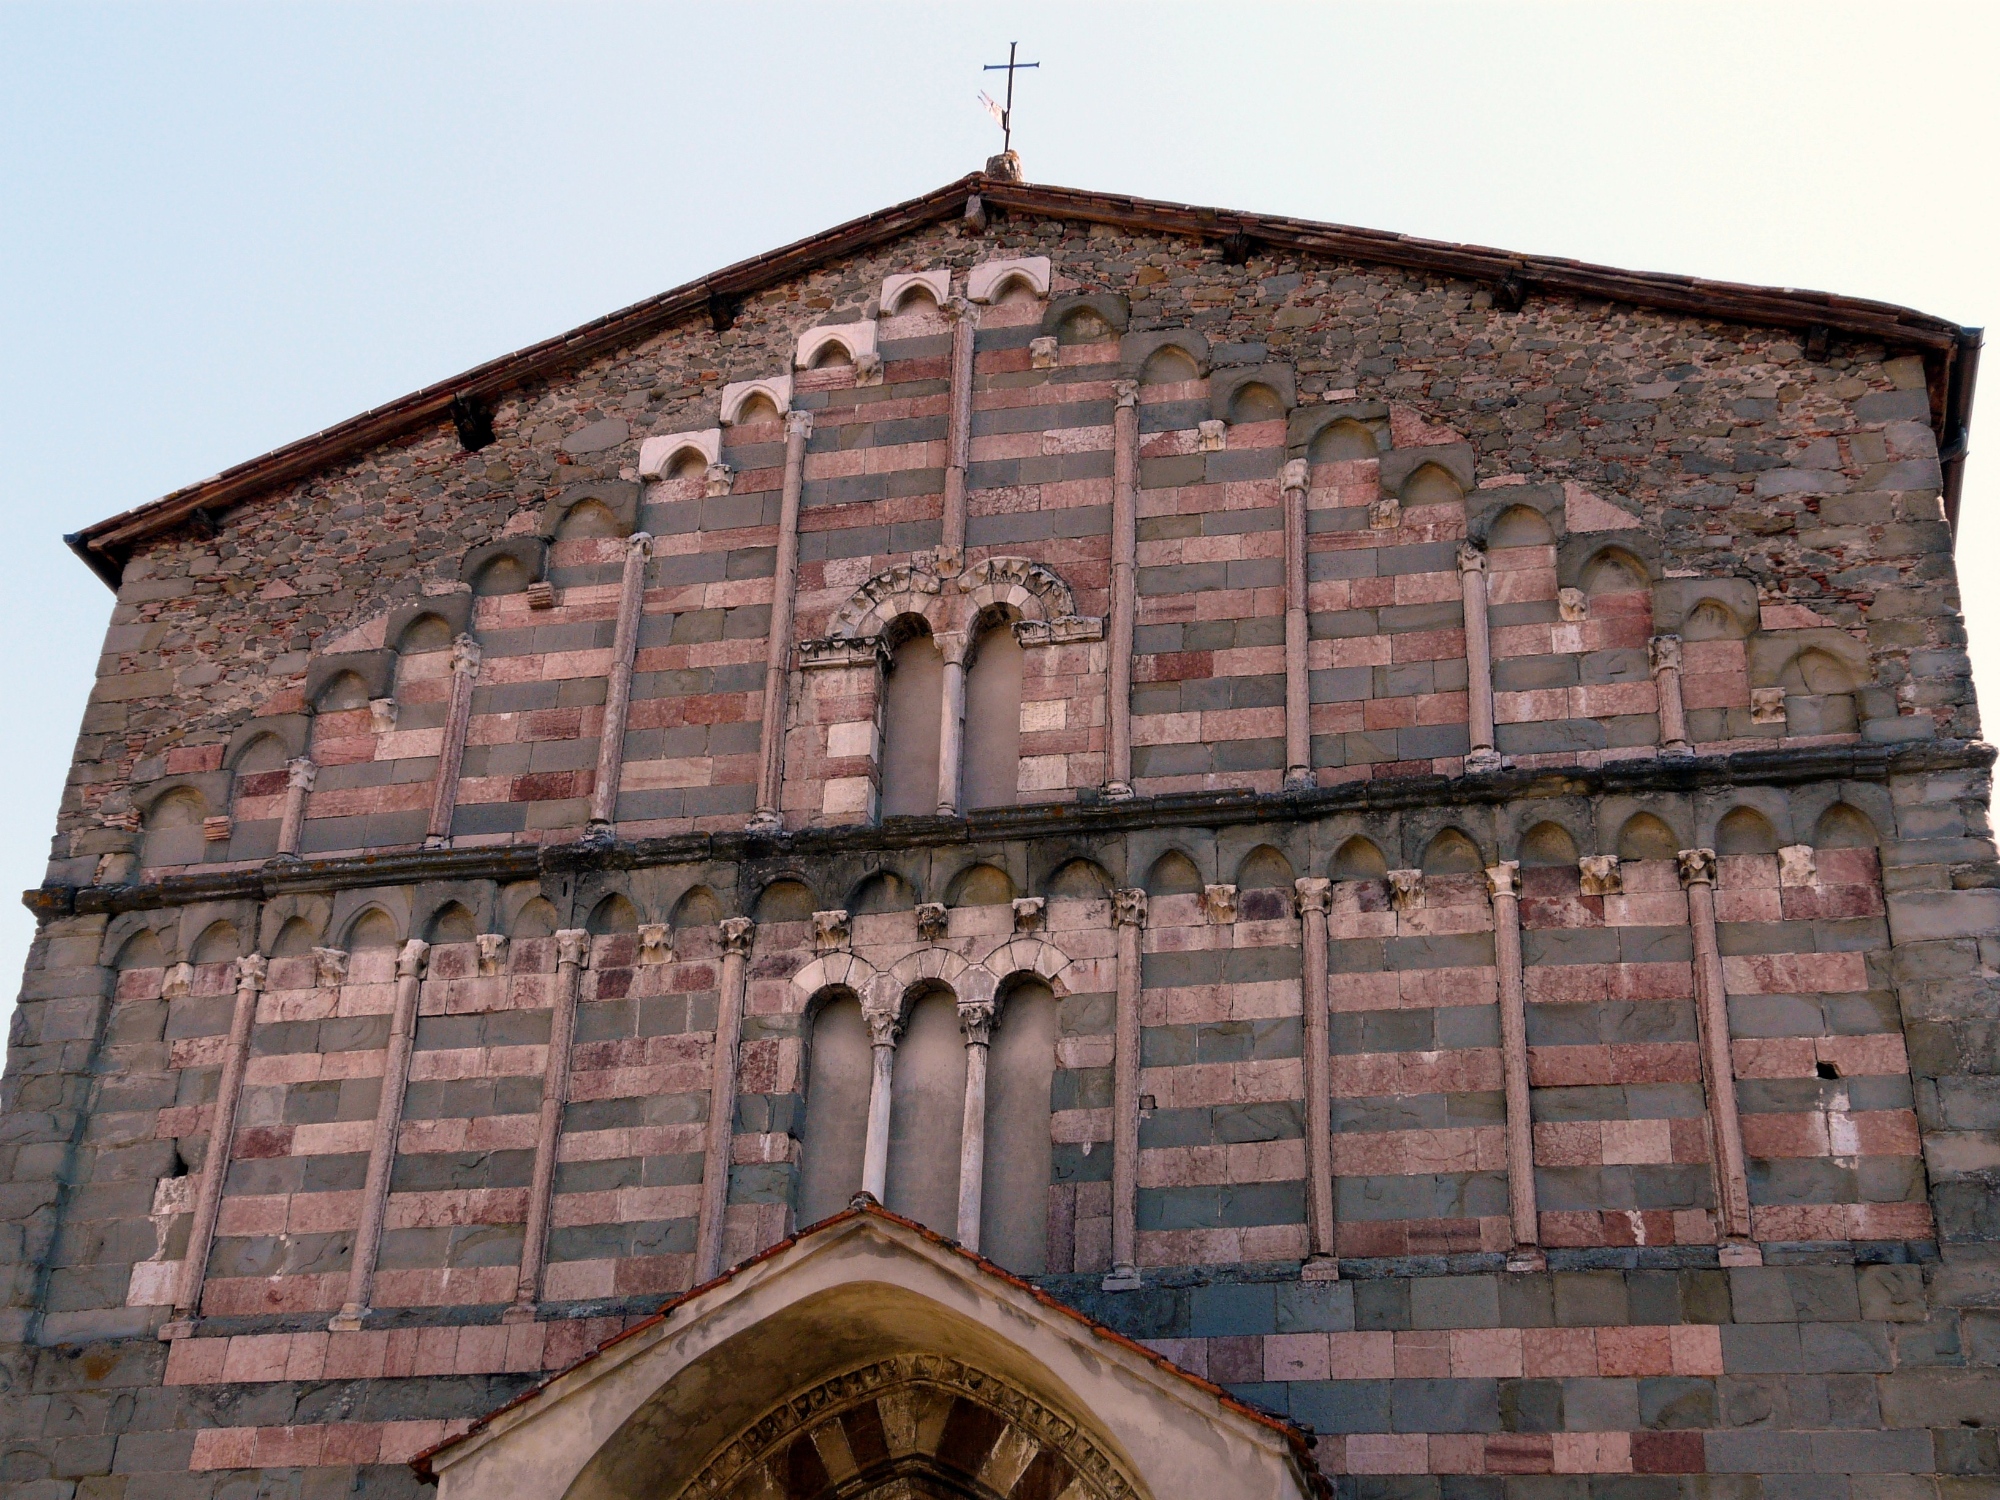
[863, 1005, 903, 1049]
[915, 903, 949, 942]
[450, 635, 482, 675]
[1011, 896, 1046, 934]
[720, 916, 755, 957]
[1558, 587, 1587, 623]
[1028, 335, 1059, 370]
[1778, 844, 1817, 887]
[1113, 379, 1139, 410]
[1676, 848, 1718, 888]
[1293, 876, 1333, 917]
[162, 961, 193, 1000]
[1456, 540, 1487, 578]
[476, 933, 508, 976]
[396, 939, 430, 980]
[1112, 888, 1148, 928]
[626, 531, 656, 560]
[1484, 861, 1521, 899]
[957, 998, 997, 1047]
[638, 923, 673, 965]
[1750, 686, 1787, 724]
[312, 947, 349, 987]
[1281, 458, 1310, 494]
[234, 953, 268, 990]
[1202, 884, 1238, 925]
[798, 635, 887, 671]
[946, 294, 976, 322]
[812, 909, 851, 954]
[555, 928, 591, 968]
[369, 698, 399, 734]
[1577, 854, 1622, 897]
[703, 463, 734, 498]
[1197, 419, 1226, 453]
[286, 758, 318, 792]
[784, 410, 815, 442]
[1388, 869, 1425, 913]
[1367, 494, 1400, 531]
[935, 629, 970, 667]
[1649, 634, 1683, 673]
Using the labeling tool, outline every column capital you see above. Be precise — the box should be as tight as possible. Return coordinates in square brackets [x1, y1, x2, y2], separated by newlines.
[784, 409, 814, 442]
[957, 998, 997, 1046]
[626, 530, 656, 560]
[1676, 848, 1718, 887]
[1113, 379, 1139, 409]
[1649, 634, 1683, 672]
[1281, 458, 1310, 493]
[450, 635, 482, 675]
[554, 929, 591, 968]
[396, 939, 430, 979]
[1456, 540, 1488, 577]
[1293, 876, 1333, 916]
[1112, 888, 1148, 928]
[863, 1004, 904, 1049]
[1484, 861, 1521, 899]
[476, 933, 509, 976]
[720, 916, 756, 957]
[812, 909, 850, 953]
[286, 757, 318, 791]
[935, 629, 970, 666]
[312, 947, 349, 987]
[947, 294, 977, 322]
[234, 953, 268, 990]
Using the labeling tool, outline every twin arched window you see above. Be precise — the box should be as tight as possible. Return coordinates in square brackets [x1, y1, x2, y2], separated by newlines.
[877, 617, 1023, 818]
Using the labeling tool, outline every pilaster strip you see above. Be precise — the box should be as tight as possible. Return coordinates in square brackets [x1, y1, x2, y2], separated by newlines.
[1679, 847, 1756, 1244]
[955, 994, 997, 1251]
[940, 296, 978, 566]
[276, 759, 315, 859]
[1294, 878, 1337, 1270]
[424, 638, 481, 848]
[750, 412, 813, 832]
[170, 952, 266, 1326]
[1652, 634, 1690, 756]
[1106, 382, 1139, 799]
[1105, 887, 1146, 1289]
[588, 533, 655, 828]
[506, 929, 589, 1320]
[1282, 459, 1312, 791]
[1458, 542, 1498, 772]
[693, 917, 755, 1283]
[1486, 861, 1539, 1250]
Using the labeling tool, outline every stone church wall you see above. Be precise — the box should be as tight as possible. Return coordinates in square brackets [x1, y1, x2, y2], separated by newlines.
[0, 201, 1992, 1497]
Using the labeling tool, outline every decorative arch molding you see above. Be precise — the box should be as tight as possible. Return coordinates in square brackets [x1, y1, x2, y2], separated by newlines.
[880, 268, 950, 316]
[816, 557, 1103, 655]
[795, 321, 879, 371]
[789, 950, 881, 1010]
[983, 936, 1074, 998]
[637, 427, 720, 479]
[719, 375, 793, 424]
[675, 1353, 1144, 1500]
[960, 555, 1075, 624]
[967, 255, 1051, 304]
[886, 944, 982, 1009]
[826, 561, 949, 640]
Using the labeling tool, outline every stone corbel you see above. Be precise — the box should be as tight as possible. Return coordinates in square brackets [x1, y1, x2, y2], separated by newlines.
[162, 961, 194, 1000]
[1577, 854, 1622, 896]
[812, 909, 851, 954]
[1029, 336, 1059, 370]
[1751, 687, 1787, 725]
[638, 923, 673, 965]
[1388, 869, 1425, 913]
[915, 903, 949, 942]
[312, 947, 348, 988]
[1368, 494, 1400, 531]
[704, 464, 735, 497]
[1197, 419, 1227, 453]
[1011, 896, 1045, 933]
[369, 698, 398, 734]
[475, 934, 508, 977]
[1201, 884, 1238, 925]
[1559, 588, 1587, 623]
[1778, 844, 1817, 887]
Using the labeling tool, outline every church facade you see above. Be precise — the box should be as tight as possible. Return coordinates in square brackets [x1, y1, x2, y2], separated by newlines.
[2, 165, 1995, 1498]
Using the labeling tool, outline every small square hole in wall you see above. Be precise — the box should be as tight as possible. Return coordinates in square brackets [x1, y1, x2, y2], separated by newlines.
[1816, 1061, 1840, 1079]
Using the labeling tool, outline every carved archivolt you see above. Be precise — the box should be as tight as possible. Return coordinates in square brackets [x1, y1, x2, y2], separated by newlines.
[983, 936, 1074, 997]
[674, 1352, 1143, 1500]
[817, 557, 1102, 656]
[827, 562, 949, 639]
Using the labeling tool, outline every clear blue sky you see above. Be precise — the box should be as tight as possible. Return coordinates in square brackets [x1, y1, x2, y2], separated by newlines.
[2, 2, 1995, 1027]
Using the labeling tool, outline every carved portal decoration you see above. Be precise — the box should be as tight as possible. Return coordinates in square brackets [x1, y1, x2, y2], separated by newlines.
[819, 556, 1103, 655]
[672, 1353, 1141, 1500]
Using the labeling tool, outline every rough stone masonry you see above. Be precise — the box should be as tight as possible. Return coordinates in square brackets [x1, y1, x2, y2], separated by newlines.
[1, 166, 1995, 1498]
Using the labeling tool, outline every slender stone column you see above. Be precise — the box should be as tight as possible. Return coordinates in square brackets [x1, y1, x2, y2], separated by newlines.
[424, 637, 481, 848]
[1294, 878, 1337, 1273]
[1678, 848, 1756, 1248]
[1282, 459, 1313, 791]
[505, 929, 589, 1321]
[1651, 634, 1691, 757]
[749, 410, 813, 834]
[693, 917, 755, 1282]
[859, 1002, 903, 1203]
[588, 532, 655, 831]
[331, 938, 427, 1330]
[954, 995, 998, 1251]
[940, 296, 979, 570]
[1486, 861, 1540, 1257]
[276, 759, 315, 858]
[1104, 887, 1147, 1290]
[169, 952, 266, 1329]
[1106, 381, 1139, 799]
[1459, 542, 1500, 772]
[935, 630, 969, 817]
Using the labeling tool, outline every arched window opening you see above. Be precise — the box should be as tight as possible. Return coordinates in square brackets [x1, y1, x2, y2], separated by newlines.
[1331, 835, 1389, 882]
[981, 978, 1059, 1274]
[142, 789, 208, 868]
[884, 988, 968, 1233]
[1309, 420, 1378, 464]
[796, 991, 871, 1228]
[879, 623, 944, 819]
[1714, 807, 1781, 856]
[1813, 803, 1879, 849]
[1517, 821, 1580, 868]
[961, 622, 1023, 811]
[753, 879, 816, 924]
[1144, 850, 1202, 896]
[1421, 828, 1484, 875]
[1140, 345, 1199, 385]
[1615, 812, 1681, 862]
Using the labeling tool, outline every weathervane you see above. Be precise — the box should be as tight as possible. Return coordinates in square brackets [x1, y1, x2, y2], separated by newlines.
[980, 41, 1039, 155]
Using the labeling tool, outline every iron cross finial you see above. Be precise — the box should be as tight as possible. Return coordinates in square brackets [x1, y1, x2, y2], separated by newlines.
[981, 41, 1039, 155]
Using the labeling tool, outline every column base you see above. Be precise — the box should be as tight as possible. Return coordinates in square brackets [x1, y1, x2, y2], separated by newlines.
[1101, 1264, 1143, 1292]
[744, 810, 783, 836]
[327, 1306, 367, 1333]
[1103, 781, 1134, 802]
[1717, 1239, 1764, 1267]
[1660, 742, 1693, 759]
[1505, 1248, 1548, 1273]
[1465, 749, 1504, 774]
[1301, 1254, 1342, 1282]
[422, 834, 451, 851]
[501, 1302, 539, 1325]
[1282, 768, 1316, 794]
